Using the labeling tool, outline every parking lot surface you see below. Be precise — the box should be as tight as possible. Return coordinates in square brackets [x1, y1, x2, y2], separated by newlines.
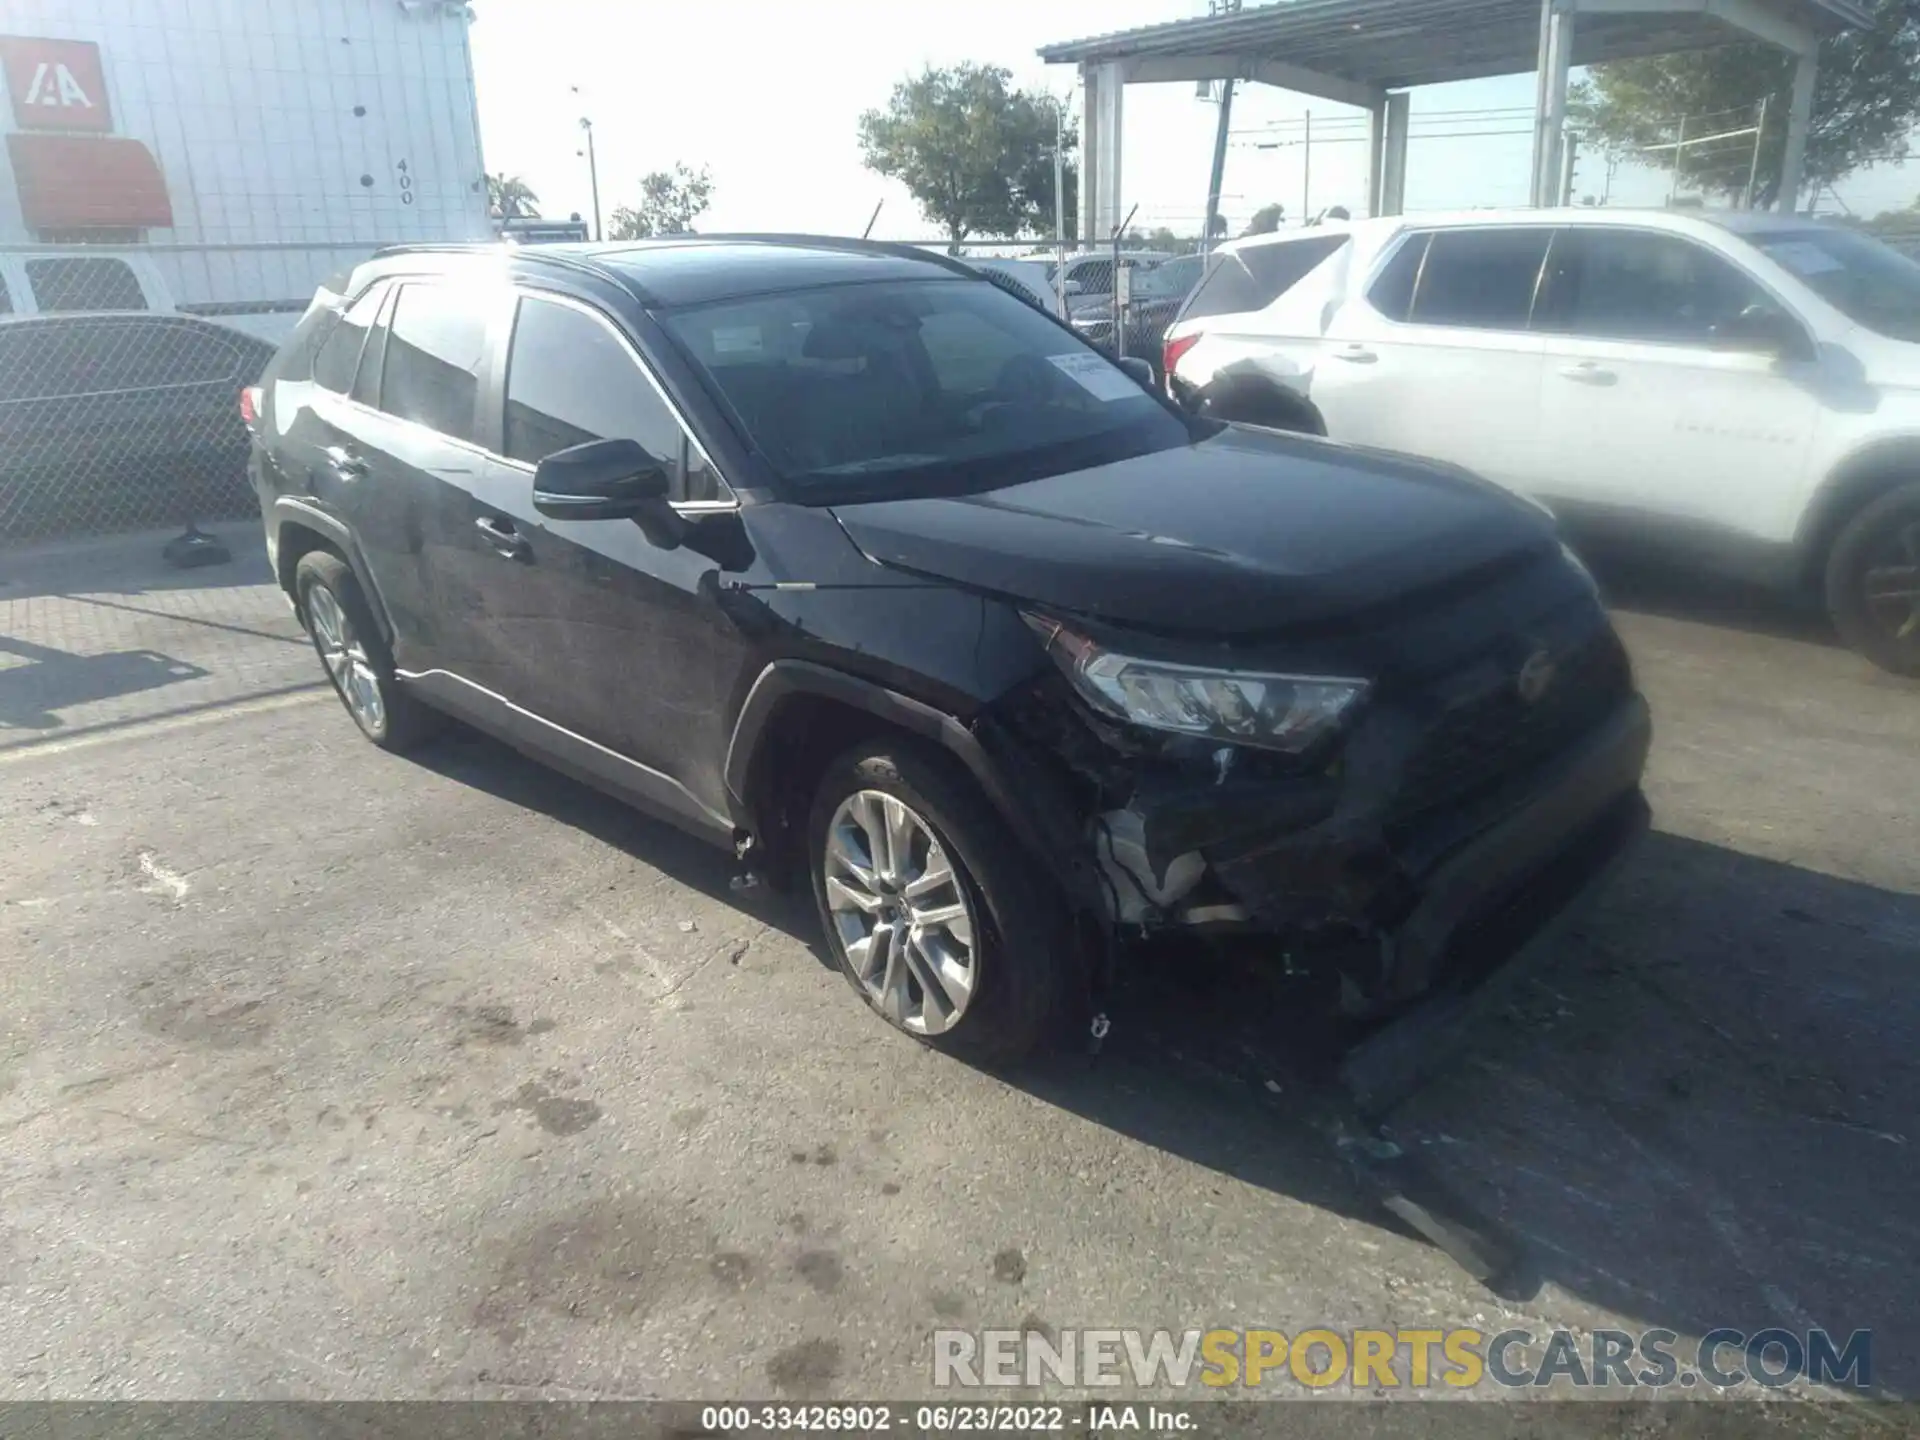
[0, 527, 1915, 1426]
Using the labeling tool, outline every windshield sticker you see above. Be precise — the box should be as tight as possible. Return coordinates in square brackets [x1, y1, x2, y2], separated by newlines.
[1048, 351, 1143, 402]
[711, 325, 765, 355]
[1766, 241, 1845, 277]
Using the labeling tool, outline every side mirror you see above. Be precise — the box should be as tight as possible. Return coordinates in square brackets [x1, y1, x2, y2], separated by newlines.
[1116, 355, 1156, 389]
[1714, 303, 1808, 360]
[1063, 279, 1085, 297]
[532, 438, 670, 521]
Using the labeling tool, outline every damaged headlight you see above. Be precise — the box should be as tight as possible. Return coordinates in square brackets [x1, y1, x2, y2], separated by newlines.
[1027, 617, 1368, 756]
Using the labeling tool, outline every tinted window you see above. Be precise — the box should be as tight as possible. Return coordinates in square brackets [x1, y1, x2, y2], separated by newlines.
[1538, 229, 1772, 344]
[1135, 254, 1203, 300]
[1367, 233, 1429, 321]
[503, 296, 683, 472]
[25, 257, 147, 312]
[1182, 236, 1346, 321]
[379, 284, 487, 442]
[663, 278, 1185, 499]
[0, 317, 257, 402]
[0, 272, 11, 315]
[1409, 228, 1551, 329]
[312, 283, 389, 394]
[1749, 226, 1920, 342]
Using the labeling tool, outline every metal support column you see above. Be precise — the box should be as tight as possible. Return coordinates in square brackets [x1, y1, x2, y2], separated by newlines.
[1531, 0, 1575, 207]
[1093, 61, 1126, 237]
[1777, 50, 1818, 213]
[1376, 92, 1409, 217]
[1079, 63, 1100, 245]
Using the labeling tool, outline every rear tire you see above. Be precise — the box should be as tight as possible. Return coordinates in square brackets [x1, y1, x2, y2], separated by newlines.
[295, 550, 442, 751]
[1824, 482, 1920, 678]
[807, 738, 1081, 1064]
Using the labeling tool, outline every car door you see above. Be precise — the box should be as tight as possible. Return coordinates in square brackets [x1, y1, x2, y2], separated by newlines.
[343, 279, 504, 686]
[1529, 225, 1819, 543]
[473, 290, 747, 823]
[1311, 225, 1552, 494]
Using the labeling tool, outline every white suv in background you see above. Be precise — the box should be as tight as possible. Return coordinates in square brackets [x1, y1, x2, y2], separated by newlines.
[1163, 210, 1920, 675]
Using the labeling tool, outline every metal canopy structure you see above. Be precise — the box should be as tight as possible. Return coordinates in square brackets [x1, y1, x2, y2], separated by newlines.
[1039, 0, 1872, 237]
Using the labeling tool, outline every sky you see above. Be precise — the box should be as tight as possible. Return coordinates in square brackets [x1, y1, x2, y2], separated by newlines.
[467, 0, 1920, 243]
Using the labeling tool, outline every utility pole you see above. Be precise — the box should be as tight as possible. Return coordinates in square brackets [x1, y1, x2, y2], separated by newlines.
[571, 86, 602, 241]
[1202, 79, 1235, 256]
[1667, 112, 1689, 207]
[1302, 110, 1313, 224]
[1744, 94, 1770, 210]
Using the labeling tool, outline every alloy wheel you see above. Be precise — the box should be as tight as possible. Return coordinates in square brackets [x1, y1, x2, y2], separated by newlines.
[306, 583, 387, 734]
[823, 789, 979, 1036]
[1863, 517, 1920, 648]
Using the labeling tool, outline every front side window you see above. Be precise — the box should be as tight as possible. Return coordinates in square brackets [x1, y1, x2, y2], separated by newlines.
[503, 296, 686, 475]
[25, 257, 146, 312]
[1747, 226, 1920, 342]
[312, 283, 389, 395]
[663, 278, 1187, 500]
[379, 284, 487, 442]
[1537, 229, 1772, 344]
[1408, 228, 1552, 330]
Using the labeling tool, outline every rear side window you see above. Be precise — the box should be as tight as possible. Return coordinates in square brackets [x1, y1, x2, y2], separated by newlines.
[503, 296, 683, 470]
[25, 257, 147, 312]
[1182, 236, 1346, 321]
[0, 317, 256, 402]
[1407, 228, 1551, 330]
[379, 284, 487, 442]
[1367, 233, 1430, 321]
[0, 272, 11, 315]
[312, 283, 390, 395]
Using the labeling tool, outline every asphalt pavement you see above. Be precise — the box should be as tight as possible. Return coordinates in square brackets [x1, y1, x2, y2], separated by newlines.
[0, 526, 1914, 1430]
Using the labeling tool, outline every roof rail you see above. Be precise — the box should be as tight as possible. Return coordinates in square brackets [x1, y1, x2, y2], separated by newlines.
[665, 232, 982, 280]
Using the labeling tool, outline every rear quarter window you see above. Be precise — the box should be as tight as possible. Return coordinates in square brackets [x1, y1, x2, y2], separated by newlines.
[25, 257, 148, 312]
[1181, 235, 1348, 321]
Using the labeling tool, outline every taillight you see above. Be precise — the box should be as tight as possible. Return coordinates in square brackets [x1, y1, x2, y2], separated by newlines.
[1164, 331, 1201, 377]
[239, 385, 262, 427]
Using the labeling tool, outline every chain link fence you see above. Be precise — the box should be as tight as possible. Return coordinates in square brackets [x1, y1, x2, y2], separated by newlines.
[0, 311, 275, 546]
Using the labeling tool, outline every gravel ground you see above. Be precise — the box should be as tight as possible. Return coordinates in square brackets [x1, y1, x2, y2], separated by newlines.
[0, 530, 1914, 1431]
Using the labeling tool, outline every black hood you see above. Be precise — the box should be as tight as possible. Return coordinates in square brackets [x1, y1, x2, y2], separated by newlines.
[829, 426, 1560, 637]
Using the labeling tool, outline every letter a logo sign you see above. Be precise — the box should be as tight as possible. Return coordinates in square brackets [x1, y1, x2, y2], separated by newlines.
[0, 37, 114, 132]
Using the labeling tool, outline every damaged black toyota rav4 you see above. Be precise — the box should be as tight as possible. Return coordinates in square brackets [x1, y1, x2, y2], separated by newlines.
[251, 236, 1651, 1062]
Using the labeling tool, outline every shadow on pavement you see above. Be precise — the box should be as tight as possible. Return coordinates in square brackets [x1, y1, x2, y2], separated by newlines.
[0, 521, 274, 602]
[0, 635, 209, 730]
[1586, 548, 1837, 650]
[408, 722, 1920, 1395]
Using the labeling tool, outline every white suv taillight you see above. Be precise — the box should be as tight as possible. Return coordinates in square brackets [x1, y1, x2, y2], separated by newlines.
[1164, 331, 1200, 378]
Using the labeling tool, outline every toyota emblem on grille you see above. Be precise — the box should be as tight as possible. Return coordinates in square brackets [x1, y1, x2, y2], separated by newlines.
[1517, 648, 1558, 704]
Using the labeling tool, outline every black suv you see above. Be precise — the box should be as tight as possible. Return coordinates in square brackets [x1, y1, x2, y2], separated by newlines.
[250, 236, 1651, 1062]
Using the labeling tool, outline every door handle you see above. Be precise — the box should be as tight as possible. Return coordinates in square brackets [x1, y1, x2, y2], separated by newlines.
[1330, 344, 1378, 364]
[475, 515, 530, 560]
[322, 445, 368, 480]
[1558, 362, 1617, 386]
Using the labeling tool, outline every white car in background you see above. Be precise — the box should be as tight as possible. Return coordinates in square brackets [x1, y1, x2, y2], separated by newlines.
[1163, 210, 1920, 675]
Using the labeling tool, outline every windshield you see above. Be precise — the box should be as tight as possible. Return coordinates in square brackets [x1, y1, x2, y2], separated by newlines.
[662, 278, 1190, 499]
[1749, 227, 1920, 342]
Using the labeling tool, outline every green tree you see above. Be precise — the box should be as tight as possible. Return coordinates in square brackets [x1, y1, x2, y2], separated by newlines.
[486, 172, 539, 219]
[858, 64, 1076, 246]
[1243, 203, 1286, 235]
[1570, 0, 1920, 206]
[1139, 225, 1198, 254]
[607, 163, 714, 240]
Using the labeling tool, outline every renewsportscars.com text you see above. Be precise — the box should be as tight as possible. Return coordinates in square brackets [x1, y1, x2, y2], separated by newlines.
[933, 1326, 1873, 1392]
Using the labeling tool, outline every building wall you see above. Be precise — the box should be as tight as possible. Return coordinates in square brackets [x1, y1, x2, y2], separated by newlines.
[0, 0, 489, 253]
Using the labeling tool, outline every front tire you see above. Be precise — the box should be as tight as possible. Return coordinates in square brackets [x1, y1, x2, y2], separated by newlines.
[295, 550, 441, 750]
[807, 739, 1080, 1064]
[1825, 482, 1920, 678]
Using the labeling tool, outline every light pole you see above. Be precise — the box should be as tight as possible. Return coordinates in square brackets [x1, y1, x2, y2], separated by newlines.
[571, 86, 602, 241]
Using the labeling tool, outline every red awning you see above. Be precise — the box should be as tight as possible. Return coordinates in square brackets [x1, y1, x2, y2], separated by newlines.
[6, 132, 173, 230]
